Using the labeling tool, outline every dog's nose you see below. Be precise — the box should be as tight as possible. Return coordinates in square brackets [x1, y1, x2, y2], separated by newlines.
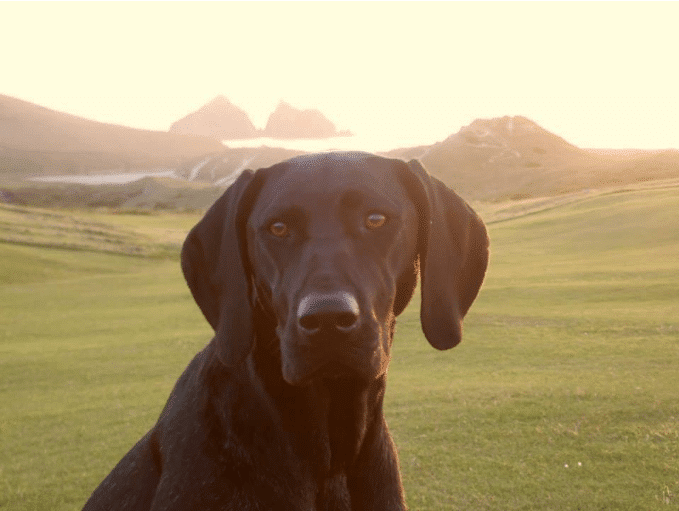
[297, 292, 360, 334]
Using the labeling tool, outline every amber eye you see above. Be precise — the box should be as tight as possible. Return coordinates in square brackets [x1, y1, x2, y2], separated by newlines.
[269, 221, 289, 237]
[365, 212, 387, 230]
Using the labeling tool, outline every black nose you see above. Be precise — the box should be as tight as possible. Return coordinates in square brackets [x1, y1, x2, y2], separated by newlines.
[297, 292, 360, 334]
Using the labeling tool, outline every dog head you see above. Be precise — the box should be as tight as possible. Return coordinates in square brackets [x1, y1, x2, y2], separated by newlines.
[181, 152, 489, 386]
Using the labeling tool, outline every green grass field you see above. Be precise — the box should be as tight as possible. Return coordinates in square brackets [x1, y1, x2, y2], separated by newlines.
[1, 184, 678, 510]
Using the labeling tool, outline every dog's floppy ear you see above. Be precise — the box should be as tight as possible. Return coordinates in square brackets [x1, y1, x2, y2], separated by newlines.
[400, 159, 489, 350]
[181, 169, 259, 366]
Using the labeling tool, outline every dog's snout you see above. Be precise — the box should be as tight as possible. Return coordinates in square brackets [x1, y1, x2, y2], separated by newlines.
[297, 292, 360, 334]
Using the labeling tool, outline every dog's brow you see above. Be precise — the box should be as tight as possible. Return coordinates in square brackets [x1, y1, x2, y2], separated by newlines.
[339, 190, 363, 209]
[260, 205, 307, 225]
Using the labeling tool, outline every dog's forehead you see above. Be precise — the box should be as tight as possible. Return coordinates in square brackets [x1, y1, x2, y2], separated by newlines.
[256, 153, 407, 209]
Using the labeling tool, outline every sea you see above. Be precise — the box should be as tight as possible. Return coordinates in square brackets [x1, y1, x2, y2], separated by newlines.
[220, 133, 439, 153]
[27, 133, 443, 185]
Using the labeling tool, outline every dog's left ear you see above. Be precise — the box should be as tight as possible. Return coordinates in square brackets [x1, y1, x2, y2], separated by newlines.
[181, 169, 260, 367]
[398, 159, 490, 350]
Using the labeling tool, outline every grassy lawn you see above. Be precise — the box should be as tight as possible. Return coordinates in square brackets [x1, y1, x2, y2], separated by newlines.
[393, 185, 679, 509]
[1, 185, 678, 509]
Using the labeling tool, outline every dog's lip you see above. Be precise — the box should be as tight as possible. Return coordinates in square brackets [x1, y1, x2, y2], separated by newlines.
[283, 360, 362, 387]
[317, 361, 358, 381]
[278, 321, 386, 386]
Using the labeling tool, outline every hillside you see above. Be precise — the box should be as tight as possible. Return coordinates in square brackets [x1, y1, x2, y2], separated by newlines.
[175, 146, 305, 185]
[0, 94, 224, 176]
[407, 116, 679, 201]
[2, 94, 679, 208]
[2, 182, 678, 509]
[170, 117, 679, 201]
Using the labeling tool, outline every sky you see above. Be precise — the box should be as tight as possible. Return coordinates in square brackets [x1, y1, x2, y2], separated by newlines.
[2, 2, 678, 151]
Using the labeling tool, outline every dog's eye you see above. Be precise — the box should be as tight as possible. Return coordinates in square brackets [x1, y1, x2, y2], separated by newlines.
[269, 221, 289, 238]
[365, 212, 387, 230]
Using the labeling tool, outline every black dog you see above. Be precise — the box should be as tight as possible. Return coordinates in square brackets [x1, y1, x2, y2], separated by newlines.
[83, 152, 489, 510]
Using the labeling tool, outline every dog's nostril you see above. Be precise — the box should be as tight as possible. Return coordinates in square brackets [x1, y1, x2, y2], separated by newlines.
[298, 310, 358, 333]
[297, 292, 360, 334]
[335, 311, 358, 329]
[299, 314, 321, 332]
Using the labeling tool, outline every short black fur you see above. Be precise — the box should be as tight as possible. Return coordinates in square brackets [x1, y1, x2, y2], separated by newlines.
[83, 152, 489, 510]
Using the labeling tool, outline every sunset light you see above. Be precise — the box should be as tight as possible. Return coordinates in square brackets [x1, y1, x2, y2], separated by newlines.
[2, 2, 678, 150]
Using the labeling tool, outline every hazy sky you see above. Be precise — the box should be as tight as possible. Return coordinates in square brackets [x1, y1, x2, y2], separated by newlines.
[3, 2, 678, 150]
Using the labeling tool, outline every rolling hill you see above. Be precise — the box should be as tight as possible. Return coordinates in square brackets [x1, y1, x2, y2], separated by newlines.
[388, 116, 679, 201]
[0, 94, 224, 176]
[2, 179, 678, 509]
[2, 95, 679, 209]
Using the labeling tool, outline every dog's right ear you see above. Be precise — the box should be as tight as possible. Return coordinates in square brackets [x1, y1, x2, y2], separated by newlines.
[181, 169, 258, 367]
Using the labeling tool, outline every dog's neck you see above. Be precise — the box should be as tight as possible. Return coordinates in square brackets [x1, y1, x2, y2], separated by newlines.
[248, 311, 387, 476]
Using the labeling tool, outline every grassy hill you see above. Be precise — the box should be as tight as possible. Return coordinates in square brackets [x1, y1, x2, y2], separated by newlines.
[0, 94, 224, 177]
[1, 181, 677, 509]
[0, 177, 224, 212]
[388, 116, 679, 201]
[0, 202, 200, 260]
[2, 96, 679, 208]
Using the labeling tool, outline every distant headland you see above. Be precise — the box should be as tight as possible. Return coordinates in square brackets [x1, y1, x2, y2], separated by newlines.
[168, 96, 352, 141]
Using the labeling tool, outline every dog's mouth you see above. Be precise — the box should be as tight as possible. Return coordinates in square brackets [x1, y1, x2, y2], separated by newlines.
[276, 312, 389, 387]
[318, 361, 359, 381]
[282, 359, 364, 387]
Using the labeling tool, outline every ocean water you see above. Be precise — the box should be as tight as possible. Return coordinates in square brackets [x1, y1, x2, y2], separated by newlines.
[221, 133, 442, 153]
[28, 170, 176, 185]
[27, 134, 443, 185]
